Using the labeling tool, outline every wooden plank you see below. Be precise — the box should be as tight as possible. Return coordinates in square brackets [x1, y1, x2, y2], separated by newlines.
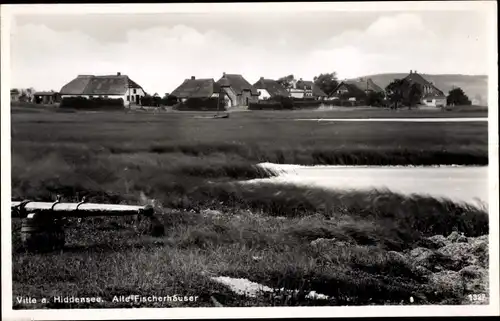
[11, 201, 148, 217]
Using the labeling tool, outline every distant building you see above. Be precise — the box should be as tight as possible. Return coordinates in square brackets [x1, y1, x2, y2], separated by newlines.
[332, 77, 384, 102]
[170, 76, 221, 102]
[288, 78, 327, 100]
[10, 89, 20, 102]
[59, 72, 146, 107]
[252, 77, 290, 100]
[34, 91, 61, 104]
[403, 70, 447, 107]
[216, 73, 260, 107]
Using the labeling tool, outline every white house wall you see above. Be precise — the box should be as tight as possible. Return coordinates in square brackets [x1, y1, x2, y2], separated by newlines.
[124, 87, 146, 106]
[421, 97, 447, 107]
[257, 89, 271, 100]
[289, 90, 305, 99]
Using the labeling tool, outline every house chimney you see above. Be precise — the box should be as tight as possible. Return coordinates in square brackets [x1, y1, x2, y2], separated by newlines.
[410, 70, 412, 74]
[191, 76, 195, 80]
[117, 72, 121, 76]
[223, 72, 226, 77]
[260, 77, 264, 80]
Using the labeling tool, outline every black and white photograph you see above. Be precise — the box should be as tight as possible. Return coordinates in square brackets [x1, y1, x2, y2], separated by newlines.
[1, 1, 498, 319]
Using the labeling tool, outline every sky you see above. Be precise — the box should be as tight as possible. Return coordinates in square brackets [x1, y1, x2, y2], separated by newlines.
[9, 8, 492, 95]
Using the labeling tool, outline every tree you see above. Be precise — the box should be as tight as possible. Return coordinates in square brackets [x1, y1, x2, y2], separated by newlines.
[162, 94, 178, 106]
[385, 79, 422, 109]
[277, 75, 295, 89]
[313, 72, 338, 97]
[366, 91, 386, 107]
[404, 83, 422, 109]
[385, 79, 406, 109]
[447, 87, 471, 106]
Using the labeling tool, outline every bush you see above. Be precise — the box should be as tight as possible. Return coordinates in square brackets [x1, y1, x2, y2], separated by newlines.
[367, 92, 386, 107]
[60, 97, 124, 110]
[270, 95, 294, 109]
[175, 97, 226, 111]
[141, 95, 162, 107]
[162, 95, 179, 106]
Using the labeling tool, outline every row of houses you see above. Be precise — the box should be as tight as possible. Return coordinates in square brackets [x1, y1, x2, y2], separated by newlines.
[167, 70, 447, 107]
[16, 70, 448, 108]
[169, 73, 329, 107]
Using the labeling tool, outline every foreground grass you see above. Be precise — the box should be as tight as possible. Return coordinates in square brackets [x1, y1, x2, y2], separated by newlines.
[10, 109, 489, 307]
[12, 110, 487, 167]
[12, 191, 488, 308]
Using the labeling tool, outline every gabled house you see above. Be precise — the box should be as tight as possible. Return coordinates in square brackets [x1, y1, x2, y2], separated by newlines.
[170, 76, 222, 102]
[216, 73, 260, 107]
[288, 78, 327, 100]
[403, 70, 447, 107]
[332, 78, 384, 102]
[253, 77, 290, 100]
[59, 72, 146, 107]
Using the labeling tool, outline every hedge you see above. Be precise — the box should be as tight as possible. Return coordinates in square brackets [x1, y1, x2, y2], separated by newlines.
[248, 101, 283, 110]
[293, 100, 322, 109]
[60, 97, 124, 110]
[249, 95, 322, 110]
[174, 97, 226, 111]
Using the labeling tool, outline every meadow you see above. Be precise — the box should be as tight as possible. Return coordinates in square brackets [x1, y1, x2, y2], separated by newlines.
[10, 107, 489, 308]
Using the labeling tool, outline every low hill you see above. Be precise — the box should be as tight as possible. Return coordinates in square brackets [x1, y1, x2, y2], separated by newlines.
[349, 73, 488, 106]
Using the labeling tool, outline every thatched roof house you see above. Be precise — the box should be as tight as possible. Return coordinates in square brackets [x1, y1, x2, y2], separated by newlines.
[253, 77, 290, 99]
[216, 73, 260, 107]
[332, 77, 384, 101]
[59, 72, 145, 106]
[170, 77, 221, 100]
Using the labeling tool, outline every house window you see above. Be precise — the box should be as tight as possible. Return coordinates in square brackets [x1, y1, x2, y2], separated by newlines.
[133, 89, 137, 94]
[89, 95, 93, 99]
[126, 96, 129, 102]
[426, 99, 433, 103]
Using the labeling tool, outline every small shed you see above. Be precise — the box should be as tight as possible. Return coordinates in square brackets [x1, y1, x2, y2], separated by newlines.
[11, 89, 20, 102]
[34, 91, 61, 104]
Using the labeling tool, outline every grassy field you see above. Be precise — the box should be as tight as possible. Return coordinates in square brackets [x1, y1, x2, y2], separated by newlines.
[10, 108, 489, 308]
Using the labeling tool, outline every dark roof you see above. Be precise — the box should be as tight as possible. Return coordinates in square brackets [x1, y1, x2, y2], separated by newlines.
[11, 89, 20, 94]
[253, 78, 290, 97]
[170, 78, 221, 98]
[403, 72, 432, 86]
[60, 75, 143, 95]
[403, 72, 445, 97]
[345, 78, 384, 93]
[34, 91, 58, 96]
[216, 74, 259, 95]
[333, 82, 367, 97]
[312, 85, 327, 97]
